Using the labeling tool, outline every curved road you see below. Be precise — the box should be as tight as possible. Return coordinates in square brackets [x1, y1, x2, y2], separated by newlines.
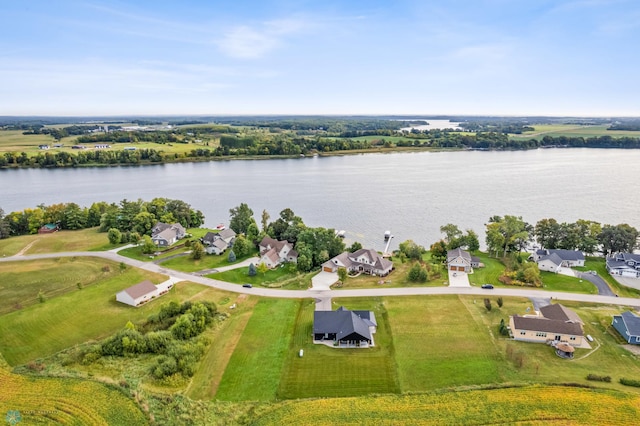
[2, 251, 639, 308]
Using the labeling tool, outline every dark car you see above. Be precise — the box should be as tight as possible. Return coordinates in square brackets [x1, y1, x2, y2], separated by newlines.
[242, 283, 253, 288]
[481, 284, 494, 289]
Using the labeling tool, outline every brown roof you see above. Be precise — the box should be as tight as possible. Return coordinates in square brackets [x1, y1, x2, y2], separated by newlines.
[123, 280, 157, 299]
[540, 304, 583, 324]
[556, 342, 575, 353]
[512, 315, 583, 336]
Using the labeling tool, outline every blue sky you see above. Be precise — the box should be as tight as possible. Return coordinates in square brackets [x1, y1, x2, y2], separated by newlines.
[1, 0, 639, 116]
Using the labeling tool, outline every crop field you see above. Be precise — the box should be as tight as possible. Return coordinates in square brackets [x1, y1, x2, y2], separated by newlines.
[511, 124, 640, 140]
[254, 385, 640, 425]
[215, 298, 299, 401]
[278, 298, 399, 399]
[0, 358, 147, 425]
[0, 259, 170, 365]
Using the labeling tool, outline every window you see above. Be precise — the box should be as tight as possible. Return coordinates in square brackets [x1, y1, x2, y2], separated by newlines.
[535, 332, 547, 337]
[570, 337, 576, 341]
[520, 331, 526, 335]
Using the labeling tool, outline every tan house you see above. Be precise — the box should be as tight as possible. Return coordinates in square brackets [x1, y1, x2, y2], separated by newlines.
[258, 236, 298, 268]
[509, 304, 584, 346]
[116, 280, 159, 307]
[447, 248, 480, 273]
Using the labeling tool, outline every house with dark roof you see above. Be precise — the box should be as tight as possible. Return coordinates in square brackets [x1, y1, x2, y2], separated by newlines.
[38, 223, 59, 234]
[322, 248, 393, 276]
[447, 248, 481, 273]
[509, 303, 584, 346]
[201, 229, 237, 255]
[612, 311, 640, 344]
[533, 249, 585, 268]
[151, 222, 186, 246]
[606, 253, 640, 279]
[258, 236, 298, 268]
[116, 280, 159, 307]
[313, 306, 377, 347]
[537, 252, 563, 273]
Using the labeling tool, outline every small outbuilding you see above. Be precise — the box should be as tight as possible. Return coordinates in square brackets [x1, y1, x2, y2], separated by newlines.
[555, 342, 575, 359]
[38, 223, 59, 234]
[116, 280, 158, 307]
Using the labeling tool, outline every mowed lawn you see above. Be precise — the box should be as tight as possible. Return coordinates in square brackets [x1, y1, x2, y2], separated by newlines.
[0, 260, 177, 366]
[215, 298, 299, 401]
[277, 298, 399, 399]
[386, 295, 502, 391]
[0, 228, 117, 256]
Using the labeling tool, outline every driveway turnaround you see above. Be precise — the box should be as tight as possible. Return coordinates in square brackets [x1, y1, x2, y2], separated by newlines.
[311, 271, 338, 291]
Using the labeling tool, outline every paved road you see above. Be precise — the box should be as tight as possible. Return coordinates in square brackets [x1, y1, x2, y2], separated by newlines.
[2, 251, 640, 308]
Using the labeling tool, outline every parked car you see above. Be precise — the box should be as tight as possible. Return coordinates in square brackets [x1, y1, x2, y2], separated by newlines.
[242, 283, 252, 288]
[481, 284, 494, 289]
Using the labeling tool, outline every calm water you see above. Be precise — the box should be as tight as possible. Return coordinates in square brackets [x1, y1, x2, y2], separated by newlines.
[400, 119, 461, 131]
[1, 149, 638, 252]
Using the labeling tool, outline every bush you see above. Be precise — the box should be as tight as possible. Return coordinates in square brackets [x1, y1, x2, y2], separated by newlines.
[228, 249, 236, 262]
[484, 298, 492, 312]
[407, 263, 427, 282]
[497, 297, 503, 308]
[620, 378, 640, 387]
[586, 374, 612, 382]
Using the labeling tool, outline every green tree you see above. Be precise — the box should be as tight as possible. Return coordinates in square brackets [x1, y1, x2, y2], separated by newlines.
[296, 254, 312, 272]
[407, 263, 427, 282]
[465, 229, 480, 251]
[599, 223, 639, 255]
[191, 241, 205, 260]
[497, 297, 503, 308]
[430, 240, 448, 263]
[440, 223, 463, 247]
[485, 215, 530, 257]
[535, 218, 561, 249]
[257, 262, 269, 276]
[484, 298, 492, 312]
[246, 223, 260, 245]
[348, 241, 363, 252]
[133, 211, 157, 235]
[0, 207, 10, 239]
[229, 203, 255, 235]
[261, 209, 270, 232]
[62, 203, 87, 230]
[141, 235, 156, 254]
[232, 234, 252, 257]
[227, 249, 236, 262]
[107, 228, 122, 245]
[399, 240, 425, 260]
[338, 267, 348, 284]
[248, 263, 257, 276]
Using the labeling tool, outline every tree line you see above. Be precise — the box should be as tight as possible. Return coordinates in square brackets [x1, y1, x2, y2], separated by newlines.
[0, 198, 204, 238]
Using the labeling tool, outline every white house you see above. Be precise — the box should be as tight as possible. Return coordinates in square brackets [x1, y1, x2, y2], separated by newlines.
[322, 248, 393, 276]
[537, 252, 563, 273]
[116, 280, 159, 307]
[533, 249, 585, 268]
[446, 248, 480, 273]
[606, 253, 640, 278]
[258, 237, 298, 268]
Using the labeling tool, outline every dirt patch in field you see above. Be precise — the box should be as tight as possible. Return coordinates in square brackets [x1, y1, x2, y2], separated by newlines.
[621, 345, 640, 356]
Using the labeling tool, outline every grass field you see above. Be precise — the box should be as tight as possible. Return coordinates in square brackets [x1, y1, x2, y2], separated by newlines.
[159, 248, 258, 272]
[0, 355, 148, 425]
[336, 258, 447, 289]
[0, 257, 129, 314]
[0, 227, 117, 256]
[577, 257, 640, 298]
[467, 252, 505, 286]
[277, 298, 399, 399]
[0, 258, 170, 365]
[215, 298, 299, 401]
[540, 271, 598, 293]
[511, 124, 640, 140]
[209, 263, 311, 289]
[253, 385, 640, 425]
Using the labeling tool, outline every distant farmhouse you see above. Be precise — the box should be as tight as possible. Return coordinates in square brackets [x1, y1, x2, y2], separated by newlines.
[532, 249, 585, 273]
[38, 223, 59, 234]
[322, 248, 393, 276]
[612, 311, 640, 344]
[510, 303, 585, 347]
[115, 280, 173, 307]
[447, 248, 481, 273]
[151, 222, 186, 247]
[201, 229, 237, 255]
[606, 253, 640, 279]
[259, 237, 298, 268]
[313, 306, 377, 348]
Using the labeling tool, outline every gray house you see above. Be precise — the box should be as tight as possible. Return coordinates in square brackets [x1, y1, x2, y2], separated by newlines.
[151, 222, 186, 246]
[606, 253, 640, 278]
[201, 229, 237, 255]
[533, 249, 585, 267]
[313, 306, 377, 347]
[612, 311, 640, 344]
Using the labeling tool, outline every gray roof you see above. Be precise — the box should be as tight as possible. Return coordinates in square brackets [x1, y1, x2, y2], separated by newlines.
[218, 228, 236, 240]
[540, 304, 583, 324]
[314, 306, 374, 341]
[539, 253, 563, 267]
[202, 232, 218, 244]
[122, 280, 157, 299]
[447, 247, 471, 262]
[614, 253, 640, 263]
[537, 249, 584, 262]
[153, 227, 176, 242]
[512, 315, 583, 336]
[213, 239, 228, 250]
[620, 311, 640, 337]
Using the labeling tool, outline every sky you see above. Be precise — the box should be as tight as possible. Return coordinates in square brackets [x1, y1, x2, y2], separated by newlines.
[1, 0, 639, 116]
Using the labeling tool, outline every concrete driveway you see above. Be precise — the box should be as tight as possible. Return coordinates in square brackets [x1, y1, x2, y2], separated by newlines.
[312, 271, 338, 291]
[614, 275, 640, 291]
[558, 267, 575, 277]
[448, 270, 471, 287]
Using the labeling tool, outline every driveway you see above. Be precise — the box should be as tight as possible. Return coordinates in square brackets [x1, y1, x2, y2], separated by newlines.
[448, 270, 471, 287]
[311, 271, 338, 291]
[558, 267, 575, 277]
[613, 275, 640, 291]
[575, 271, 615, 296]
[529, 297, 551, 312]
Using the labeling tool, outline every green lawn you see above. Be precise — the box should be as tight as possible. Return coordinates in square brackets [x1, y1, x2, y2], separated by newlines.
[0, 259, 179, 366]
[387, 295, 503, 391]
[160, 248, 258, 273]
[510, 124, 640, 140]
[467, 252, 506, 287]
[215, 298, 299, 401]
[0, 233, 42, 256]
[540, 271, 598, 294]
[0, 227, 116, 256]
[577, 257, 640, 298]
[209, 263, 311, 289]
[277, 298, 399, 399]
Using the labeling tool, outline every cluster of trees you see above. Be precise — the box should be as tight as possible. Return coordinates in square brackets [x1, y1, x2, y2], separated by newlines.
[535, 218, 638, 255]
[539, 135, 640, 149]
[0, 198, 204, 238]
[0, 148, 164, 168]
[77, 130, 179, 145]
[429, 224, 480, 263]
[227, 204, 346, 272]
[94, 301, 217, 379]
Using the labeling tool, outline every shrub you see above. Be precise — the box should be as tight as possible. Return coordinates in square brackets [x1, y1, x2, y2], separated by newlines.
[248, 263, 257, 276]
[484, 298, 492, 312]
[497, 297, 503, 308]
[228, 249, 236, 262]
[586, 374, 611, 382]
[619, 378, 640, 387]
[408, 263, 427, 282]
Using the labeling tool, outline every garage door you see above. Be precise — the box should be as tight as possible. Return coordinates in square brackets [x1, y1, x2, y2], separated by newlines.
[323, 266, 334, 272]
[457, 266, 465, 271]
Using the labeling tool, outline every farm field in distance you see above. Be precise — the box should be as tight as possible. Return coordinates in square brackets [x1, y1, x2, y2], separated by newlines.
[511, 124, 640, 140]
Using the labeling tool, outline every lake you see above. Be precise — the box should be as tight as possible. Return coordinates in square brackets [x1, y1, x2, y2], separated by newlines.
[1, 149, 638, 252]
